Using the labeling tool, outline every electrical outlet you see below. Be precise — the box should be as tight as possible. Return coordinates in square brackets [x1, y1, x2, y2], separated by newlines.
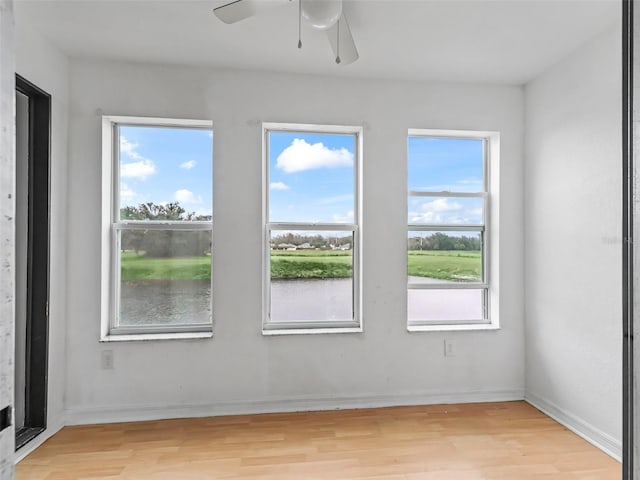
[444, 339, 455, 357]
[101, 350, 114, 370]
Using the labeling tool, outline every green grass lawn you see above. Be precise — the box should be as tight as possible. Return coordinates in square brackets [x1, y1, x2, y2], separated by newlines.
[407, 250, 481, 282]
[270, 250, 352, 279]
[120, 249, 481, 282]
[120, 252, 211, 281]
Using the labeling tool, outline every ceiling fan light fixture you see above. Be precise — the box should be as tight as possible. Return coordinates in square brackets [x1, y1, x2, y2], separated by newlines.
[301, 0, 342, 30]
[213, 0, 358, 65]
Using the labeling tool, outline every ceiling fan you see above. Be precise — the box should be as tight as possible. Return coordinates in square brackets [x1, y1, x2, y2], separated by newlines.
[213, 0, 359, 65]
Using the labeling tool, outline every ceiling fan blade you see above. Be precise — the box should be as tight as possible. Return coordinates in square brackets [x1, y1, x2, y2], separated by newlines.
[213, 0, 291, 24]
[326, 13, 358, 65]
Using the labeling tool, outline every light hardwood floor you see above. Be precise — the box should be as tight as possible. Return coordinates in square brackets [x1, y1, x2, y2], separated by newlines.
[16, 401, 620, 479]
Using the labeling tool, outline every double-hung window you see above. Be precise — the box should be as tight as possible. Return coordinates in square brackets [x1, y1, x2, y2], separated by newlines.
[101, 116, 213, 340]
[407, 129, 499, 329]
[263, 123, 362, 333]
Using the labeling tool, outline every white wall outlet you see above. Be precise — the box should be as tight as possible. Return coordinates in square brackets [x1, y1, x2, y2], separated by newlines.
[101, 350, 114, 370]
[444, 339, 455, 357]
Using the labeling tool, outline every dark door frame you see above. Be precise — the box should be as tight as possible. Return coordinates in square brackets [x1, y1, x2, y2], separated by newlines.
[623, 0, 635, 478]
[14, 74, 51, 450]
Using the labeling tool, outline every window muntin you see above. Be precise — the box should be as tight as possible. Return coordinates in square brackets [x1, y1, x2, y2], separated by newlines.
[407, 132, 491, 327]
[263, 124, 362, 332]
[103, 117, 213, 338]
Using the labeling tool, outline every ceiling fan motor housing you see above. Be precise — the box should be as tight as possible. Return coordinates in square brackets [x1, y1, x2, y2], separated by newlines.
[301, 0, 343, 30]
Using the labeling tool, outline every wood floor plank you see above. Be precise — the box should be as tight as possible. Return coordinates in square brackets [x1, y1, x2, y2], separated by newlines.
[16, 401, 620, 479]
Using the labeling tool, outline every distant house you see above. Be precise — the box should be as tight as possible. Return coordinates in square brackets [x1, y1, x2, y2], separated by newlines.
[275, 243, 297, 251]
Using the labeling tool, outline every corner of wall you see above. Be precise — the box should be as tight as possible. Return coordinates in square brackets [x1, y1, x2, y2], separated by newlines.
[14, 15, 71, 460]
[521, 24, 622, 456]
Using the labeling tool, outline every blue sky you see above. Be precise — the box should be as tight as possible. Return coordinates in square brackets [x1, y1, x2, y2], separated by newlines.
[408, 137, 484, 225]
[117, 127, 484, 226]
[118, 125, 213, 218]
[408, 137, 484, 192]
[268, 131, 355, 224]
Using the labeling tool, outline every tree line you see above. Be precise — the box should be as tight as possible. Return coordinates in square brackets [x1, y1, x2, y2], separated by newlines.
[121, 202, 211, 222]
[120, 202, 211, 258]
[120, 202, 480, 257]
[271, 233, 352, 249]
[408, 232, 480, 251]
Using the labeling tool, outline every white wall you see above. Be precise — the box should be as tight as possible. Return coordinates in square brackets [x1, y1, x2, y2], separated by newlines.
[13, 19, 70, 457]
[64, 60, 524, 423]
[524, 25, 622, 458]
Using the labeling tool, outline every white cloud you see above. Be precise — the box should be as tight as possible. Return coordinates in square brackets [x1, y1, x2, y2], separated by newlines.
[270, 181, 290, 191]
[408, 197, 483, 224]
[120, 183, 138, 201]
[409, 198, 464, 224]
[174, 189, 202, 205]
[120, 136, 144, 161]
[121, 160, 156, 180]
[120, 136, 156, 180]
[193, 207, 213, 218]
[276, 138, 353, 173]
[332, 210, 354, 223]
[180, 160, 196, 170]
[424, 198, 462, 212]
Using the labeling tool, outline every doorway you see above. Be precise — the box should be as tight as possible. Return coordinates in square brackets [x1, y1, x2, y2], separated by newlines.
[14, 74, 51, 450]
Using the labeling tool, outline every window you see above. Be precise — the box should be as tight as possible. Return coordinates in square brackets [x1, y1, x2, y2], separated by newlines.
[101, 116, 213, 340]
[407, 129, 499, 330]
[263, 123, 362, 333]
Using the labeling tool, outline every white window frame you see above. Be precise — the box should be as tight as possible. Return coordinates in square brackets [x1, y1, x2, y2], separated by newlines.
[407, 129, 500, 332]
[262, 122, 363, 335]
[100, 116, 214, 341]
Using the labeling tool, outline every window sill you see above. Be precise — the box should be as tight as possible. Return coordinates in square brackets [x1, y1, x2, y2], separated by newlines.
[262, 326, 363, 336]
[100, 331, 213, 342]
[407, 323, 499, 333]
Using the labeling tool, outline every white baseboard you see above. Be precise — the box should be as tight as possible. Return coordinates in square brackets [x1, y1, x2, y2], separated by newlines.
[26, 391, 621, 464]
[65, 388, 524, 426]
[14, 418, 64, 463]
[525, 393, 622, 461]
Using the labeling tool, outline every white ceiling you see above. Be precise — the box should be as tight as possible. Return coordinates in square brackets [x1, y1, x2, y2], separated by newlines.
[15, 0, 620, 85]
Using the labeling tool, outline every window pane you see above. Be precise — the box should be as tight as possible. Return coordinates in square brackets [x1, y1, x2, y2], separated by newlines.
[268, 131, 355, 223]
[408, 289, 484, 323]
[270, 230, 353, 323]
[408, 231, 482, 283]
[408, 196, 483, 225]
[118, 230, 212, 326]
[408, 137, 483, 192]
[118, 125, 212, 221]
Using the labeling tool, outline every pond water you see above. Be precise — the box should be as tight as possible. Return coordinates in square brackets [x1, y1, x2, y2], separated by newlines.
[120, 279, 212, 326]
[119, 278, 353, 325]
[270, 278, 353, 323]
[120, 277, 478, 325]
